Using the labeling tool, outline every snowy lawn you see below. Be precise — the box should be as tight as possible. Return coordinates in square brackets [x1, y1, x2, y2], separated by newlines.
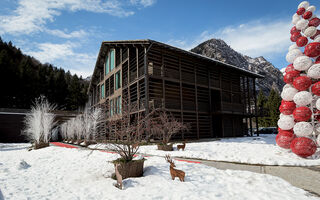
[0, 143, 318, 200]
[91, 134, 320, 166]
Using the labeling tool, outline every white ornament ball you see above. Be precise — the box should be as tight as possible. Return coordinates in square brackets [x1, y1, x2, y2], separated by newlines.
[316, 98, 320, 110]
[314, 35, 320, 42]
[304, 26, 317, 37]
[314, 124, 320, 135]
[280, 113, 294, 120]
[281, 87, 298, 101]
[296, 19, 309, 30]
[307, 64, 320, 79]
[294, 122, 313, 137]
[289, 44, 299, 52]
[286, 49, 303, 63]
[317, 134, 320, 146]
[292, 13, 301, 25]
[293, 91, 313, 106]
[293, 56, 313, 71]
[298, 1, 310, 9]
[283, 84, 294, 90]
[307, 5, 316, 12]
[278, 115, 295, 130]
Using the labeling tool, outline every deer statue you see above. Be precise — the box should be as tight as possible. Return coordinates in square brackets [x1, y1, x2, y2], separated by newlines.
[165, 154, 185, 182]
[114, 163, 123, 189]
[132, 142, 139, 150]
[177, 142, 186, 151]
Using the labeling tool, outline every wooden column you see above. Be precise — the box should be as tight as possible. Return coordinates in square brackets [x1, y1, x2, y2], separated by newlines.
[219, 67, 224, 138]
[162, 51, 165, 109]
[179, 57, 184, 139]
[208, 69, 213, 138]
[247, 77, 253, 136]
[194, 62, 199, 139]
[253, 78, 259, 136]
[144, 46, 149, 115]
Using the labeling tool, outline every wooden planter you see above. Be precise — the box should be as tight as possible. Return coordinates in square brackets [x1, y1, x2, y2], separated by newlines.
[157, 144, 173, 151]
[114, 159, 145, 179]
[34, 142, 49, 149]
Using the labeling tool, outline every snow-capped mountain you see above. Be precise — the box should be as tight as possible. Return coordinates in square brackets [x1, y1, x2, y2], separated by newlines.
[190, 39, 284, 94]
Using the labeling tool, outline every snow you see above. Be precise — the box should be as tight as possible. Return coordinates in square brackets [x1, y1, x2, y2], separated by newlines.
[0, 142, 318, 200]
[102, 134, 320, 166]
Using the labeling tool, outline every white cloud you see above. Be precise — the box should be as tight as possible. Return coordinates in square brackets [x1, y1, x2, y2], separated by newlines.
[0, 0, 140, 36]
[45, 29, 87, 39]
[26, 42, 96, 77]
[168, 19, 292, 58]
[130, 0, 156, 7]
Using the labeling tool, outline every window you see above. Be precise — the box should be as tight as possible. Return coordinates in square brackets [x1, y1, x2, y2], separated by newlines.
[115, 96, 121, 114]
[110, 49, 115, 71]
[101, 84, 105, 99]
[115, 70, 121, 90]
[105, 55, 109, 75]
[110, 99, 114, 116]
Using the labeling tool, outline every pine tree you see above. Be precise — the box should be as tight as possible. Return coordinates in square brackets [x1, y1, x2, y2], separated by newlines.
[257, 90, 267, 127]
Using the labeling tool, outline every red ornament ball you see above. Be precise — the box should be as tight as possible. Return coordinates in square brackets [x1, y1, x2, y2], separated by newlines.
[290, 26, 300, 34]
[278, 127, 293, 133]
[279, 101, 296, 115]
[284, 70, 300, 84]
[297, 7, 305, 15]
[293, 106, 312, 121]
[303, 11, 313, 19]
[311, 30, 320, 40]
[293, 76, 312, 91]
[296, 36, 308, 47]
[311, 81, 320, 96]
[309, 18, 320, 27]
[285, 64, 295, 73]
[304, 42, 320, 57]
[314, 110, 320, 122]
[290, 137, 317, 158]
[291, 32, 302, 42]
[276, 131, 296, 149]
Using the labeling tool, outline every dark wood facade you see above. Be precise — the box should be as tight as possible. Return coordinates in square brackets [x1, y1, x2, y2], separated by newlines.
[88, 40, 263, 139]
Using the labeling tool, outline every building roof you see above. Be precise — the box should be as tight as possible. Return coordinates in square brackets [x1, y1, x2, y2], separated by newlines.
[88, 39, 264, 93]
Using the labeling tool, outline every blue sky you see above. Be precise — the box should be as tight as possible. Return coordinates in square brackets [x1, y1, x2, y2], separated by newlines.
[0, 0, 319, 77]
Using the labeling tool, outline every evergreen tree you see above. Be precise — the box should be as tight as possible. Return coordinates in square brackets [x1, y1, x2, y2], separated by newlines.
[0, 37, 89, 110]
[257, 90, 267, 127]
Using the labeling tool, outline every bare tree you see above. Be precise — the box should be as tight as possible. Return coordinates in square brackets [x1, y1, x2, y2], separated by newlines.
[107, 100, 152, 162]
[151, 111, 188, 145]
[23, 96, 56, 148]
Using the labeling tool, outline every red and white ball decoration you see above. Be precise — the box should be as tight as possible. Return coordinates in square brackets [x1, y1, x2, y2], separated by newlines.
[278, 1, 320, 158]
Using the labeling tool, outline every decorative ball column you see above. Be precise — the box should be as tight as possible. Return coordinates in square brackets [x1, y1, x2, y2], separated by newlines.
[277, 1, 319, 158]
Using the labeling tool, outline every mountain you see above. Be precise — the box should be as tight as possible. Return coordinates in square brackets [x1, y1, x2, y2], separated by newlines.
[190, 39, 284, 94]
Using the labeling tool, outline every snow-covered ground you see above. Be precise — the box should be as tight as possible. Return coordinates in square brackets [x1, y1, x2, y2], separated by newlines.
[91, 134, 320, 166]
[0, 143, 318, 200]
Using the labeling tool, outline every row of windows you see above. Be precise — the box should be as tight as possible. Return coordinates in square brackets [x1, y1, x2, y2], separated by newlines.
[100, 70, 121, 99]
[105, 49, 116, 75]
[110, 96, 121, 116]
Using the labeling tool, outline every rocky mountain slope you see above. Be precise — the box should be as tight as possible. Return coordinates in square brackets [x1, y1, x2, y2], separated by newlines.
[190, 39, 284, 94]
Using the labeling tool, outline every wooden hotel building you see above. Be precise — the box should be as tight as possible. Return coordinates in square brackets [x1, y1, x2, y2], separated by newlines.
[88, 40, 263, 139]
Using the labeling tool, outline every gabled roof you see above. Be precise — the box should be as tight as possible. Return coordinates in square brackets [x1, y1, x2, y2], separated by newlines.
[88, 39, 264, 93]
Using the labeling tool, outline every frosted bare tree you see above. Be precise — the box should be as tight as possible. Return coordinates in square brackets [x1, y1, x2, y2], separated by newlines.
[23, 96, 56, 149]
[108, 100, 153, 162]
[151, 111, 188, 145]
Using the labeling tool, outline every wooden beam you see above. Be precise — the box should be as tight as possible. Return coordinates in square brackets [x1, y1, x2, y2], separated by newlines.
[253, 78, 259, 136]
[208, 68, 213, 138]
[144, 46, 149, 115]
[194, 61, 200, 139]
[179, 57, 184, 139]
